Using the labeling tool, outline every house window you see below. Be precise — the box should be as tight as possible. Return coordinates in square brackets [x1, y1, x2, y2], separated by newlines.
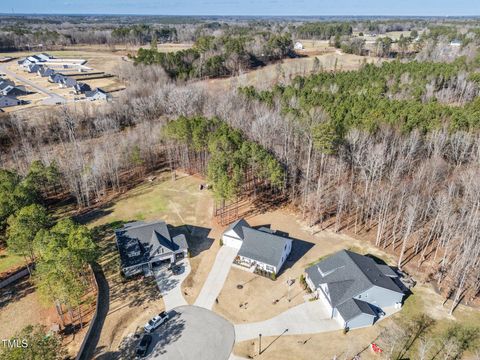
[266, 265, 274, 272]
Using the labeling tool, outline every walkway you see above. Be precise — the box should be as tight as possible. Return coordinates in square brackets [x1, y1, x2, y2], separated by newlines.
[154, 258, 191, 311]
[234, 300, 341, 342]
[194, 246, 239, 309]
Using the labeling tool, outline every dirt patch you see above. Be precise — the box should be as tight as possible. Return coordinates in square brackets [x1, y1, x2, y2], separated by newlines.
[234, 325, 383, 360]
[0, 277, 93, 357]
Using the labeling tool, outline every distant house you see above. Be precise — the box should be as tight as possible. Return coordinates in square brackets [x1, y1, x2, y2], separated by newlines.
[115, 221, 189, 277]
[0, 95, 22, 108]
[60, 77, 77, 88]
[39, 68, 55, 78]
[305, 250, 404, 329]
[49, 73, 66, 84]
[224, 219, 292, 277]
[294, 41, 304, 50]
[27, 64, 41, 73]
[74, 82, 91, 94]
[85, 88, 110, 101]
[0, 80, 27, 97]
[37, 53, 53, 62]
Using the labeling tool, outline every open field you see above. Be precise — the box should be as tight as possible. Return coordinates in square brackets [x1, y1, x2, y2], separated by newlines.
[206, 51, 387, 92]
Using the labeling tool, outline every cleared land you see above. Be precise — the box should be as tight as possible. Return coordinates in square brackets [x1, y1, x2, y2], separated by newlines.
[0, 50, 124, 112]
[82, 172, 221, 358]
[213, 207, 397, 324]
[233, 283, 480, 360]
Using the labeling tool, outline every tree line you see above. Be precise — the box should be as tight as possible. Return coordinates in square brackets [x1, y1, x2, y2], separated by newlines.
[134, 33, 294, 80]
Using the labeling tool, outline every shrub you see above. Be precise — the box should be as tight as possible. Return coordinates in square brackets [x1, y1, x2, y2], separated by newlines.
[219, 238, 224, 246]
[270, 271, 277, 281]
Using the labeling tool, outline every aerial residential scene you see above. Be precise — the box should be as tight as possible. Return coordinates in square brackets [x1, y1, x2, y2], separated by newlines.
[0, 1, 480, 359]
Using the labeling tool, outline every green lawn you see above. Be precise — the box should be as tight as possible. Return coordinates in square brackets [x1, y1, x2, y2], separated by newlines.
[0, 250, 25, 275]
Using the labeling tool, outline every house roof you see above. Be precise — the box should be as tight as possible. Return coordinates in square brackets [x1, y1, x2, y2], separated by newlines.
[237, 226, 291, 268]
[115, 221, 188, 269]
[336, 298, 376, 322]
[306, 250, 403, 307]
[226, 218, 250, 239]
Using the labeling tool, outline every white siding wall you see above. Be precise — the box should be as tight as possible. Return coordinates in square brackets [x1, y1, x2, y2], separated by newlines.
[275, 239, 292, 273]
[222, 229, 243, 249]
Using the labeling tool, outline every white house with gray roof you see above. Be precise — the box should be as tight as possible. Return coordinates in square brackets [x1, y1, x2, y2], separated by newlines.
[115, 220, 188, 277]
[224, 219, 292, 276]
[305, 250, 404, 329]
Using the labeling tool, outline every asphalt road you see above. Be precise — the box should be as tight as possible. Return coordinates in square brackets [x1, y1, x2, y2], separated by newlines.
[0, 63, 66, 105]
[146, 305, 235, 360]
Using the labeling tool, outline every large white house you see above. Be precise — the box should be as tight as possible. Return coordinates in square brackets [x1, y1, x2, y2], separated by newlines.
[223, 219, 292, 276]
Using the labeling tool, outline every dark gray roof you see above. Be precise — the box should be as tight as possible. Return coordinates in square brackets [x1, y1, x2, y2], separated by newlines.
[226, 218, 250, 239]
[336, 298, 376, 322]
[306, 250, 403, 307]
[115, 221, 188, 269]
[237, 226, 291, 268]
[376, 264, 398, 277]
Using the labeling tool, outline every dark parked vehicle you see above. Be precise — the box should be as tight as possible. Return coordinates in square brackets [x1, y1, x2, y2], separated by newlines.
[135, 334, 152, 358]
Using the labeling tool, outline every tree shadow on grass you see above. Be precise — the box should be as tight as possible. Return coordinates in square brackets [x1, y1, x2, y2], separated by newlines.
[0, 277, 36, 309]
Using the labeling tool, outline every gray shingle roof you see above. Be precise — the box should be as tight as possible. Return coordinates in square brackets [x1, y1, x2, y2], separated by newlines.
[226, 218, 250, 239]
[306, 250, 403, 307]
[237, 226, 290, 268]
[336, 298, 376, 322]
[115, 221, 188, 269]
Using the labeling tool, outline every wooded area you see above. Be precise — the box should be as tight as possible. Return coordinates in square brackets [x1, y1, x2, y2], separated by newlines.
[1, 18, 480, 318]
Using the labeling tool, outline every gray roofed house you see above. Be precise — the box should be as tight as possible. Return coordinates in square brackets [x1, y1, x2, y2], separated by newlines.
[39, 68, 55, 77]
[0, 95, 22, 108]
[115, 220, 189, 277]
[305, 250, 404, 329]
[74, 82, 91, 94]
[85, 88, 111, 101]
[225, 219, 292, 277]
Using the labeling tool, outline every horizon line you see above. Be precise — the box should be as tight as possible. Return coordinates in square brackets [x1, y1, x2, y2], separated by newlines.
[0, 13, 479, 18]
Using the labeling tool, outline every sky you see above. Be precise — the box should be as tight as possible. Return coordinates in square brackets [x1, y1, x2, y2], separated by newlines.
[0, 0, 479, 17]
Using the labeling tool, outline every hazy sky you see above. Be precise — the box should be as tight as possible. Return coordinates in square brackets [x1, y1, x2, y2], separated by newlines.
[1, 0, 479, 16]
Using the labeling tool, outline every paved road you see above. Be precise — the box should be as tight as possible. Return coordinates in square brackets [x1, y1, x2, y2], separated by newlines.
[194, 246, 239, 309]
[234, 300, 341, 342]
[77, 263, 110, 360]
[154, 258, 191, 311]
[146, 305, 234, 360]
[0, 63, 66, 105]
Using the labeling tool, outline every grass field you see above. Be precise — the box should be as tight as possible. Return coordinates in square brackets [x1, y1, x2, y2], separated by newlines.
[0, 249, 25, 275]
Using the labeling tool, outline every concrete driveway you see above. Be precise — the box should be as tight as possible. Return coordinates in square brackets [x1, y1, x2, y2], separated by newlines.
[154, 257, 191, 310]
[146, 305, 234, 360]
[0, 63, 66, 105]
[234, 300, 341, 342]
[194, 245, 238, 309]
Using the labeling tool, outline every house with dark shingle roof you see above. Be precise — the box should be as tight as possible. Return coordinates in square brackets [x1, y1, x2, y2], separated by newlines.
[115, 220, 188, 277]
[223, 218, 292, 277]
[305, 250, 404, 329]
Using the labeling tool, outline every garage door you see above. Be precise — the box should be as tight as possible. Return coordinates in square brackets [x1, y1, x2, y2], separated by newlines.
[222, 234, 243, 249]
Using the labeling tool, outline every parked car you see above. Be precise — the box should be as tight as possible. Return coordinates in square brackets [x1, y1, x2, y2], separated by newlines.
[135, 333, 152, 358]
[144, 311, 169, 333]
